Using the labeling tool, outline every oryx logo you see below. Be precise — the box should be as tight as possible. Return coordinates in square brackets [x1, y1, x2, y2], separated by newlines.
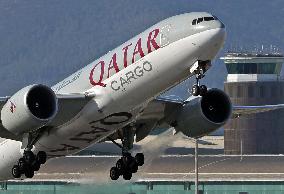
[9, 101, 16, 113]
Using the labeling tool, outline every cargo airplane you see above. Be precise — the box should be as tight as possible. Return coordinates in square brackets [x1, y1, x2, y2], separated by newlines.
[0, 12, 282, 181]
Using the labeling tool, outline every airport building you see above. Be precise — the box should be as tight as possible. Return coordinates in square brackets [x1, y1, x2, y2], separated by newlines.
[221, 51, 284, 154]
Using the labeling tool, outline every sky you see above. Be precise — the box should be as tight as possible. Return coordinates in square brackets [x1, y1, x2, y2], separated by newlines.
[0, 0, 283, 97]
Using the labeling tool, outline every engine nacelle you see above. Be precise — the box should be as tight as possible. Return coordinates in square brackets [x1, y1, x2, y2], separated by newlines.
[1, 84, 58, 135]
[171, 89, 232, 138]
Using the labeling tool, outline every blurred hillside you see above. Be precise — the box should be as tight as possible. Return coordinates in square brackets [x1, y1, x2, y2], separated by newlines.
[0, 0, 284, 98]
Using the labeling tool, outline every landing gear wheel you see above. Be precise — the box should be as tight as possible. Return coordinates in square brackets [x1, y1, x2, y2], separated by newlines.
[110, 167, 120, 180]
[24, 151, 35, 164]
[18, 158, 26, 174]
[199, 85, 207, 96]
[36, 151, 47, 164]
[32, 162, 40, 171]
[135, 153, 144, 166]
[24, 165, 34, 178]
[129, 161, 138, 173]
[12, 150, 47, 178]
[192, 84, 200, 96]
[116, 159, 124, 172]
[12, 165, 21, 178]
[123, 171, 132, 180]
[122, 153, 132, 166]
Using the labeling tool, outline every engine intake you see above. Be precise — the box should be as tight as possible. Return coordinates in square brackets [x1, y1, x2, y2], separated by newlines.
[1, 84, 58, 135]
[172, 88, 231, 138]
[201, 89, 231, 124]
[26, 85, 57, 120]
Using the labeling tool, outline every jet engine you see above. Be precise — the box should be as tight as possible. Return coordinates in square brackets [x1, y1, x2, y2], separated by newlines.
[170, 89, 231, 138]
[1, 84, 58, 135]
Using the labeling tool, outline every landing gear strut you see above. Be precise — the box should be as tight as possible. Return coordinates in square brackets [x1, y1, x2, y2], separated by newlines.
[109, 126, 145, 180]
[11, 132, 47, 179]
[191, 61, 208, 96]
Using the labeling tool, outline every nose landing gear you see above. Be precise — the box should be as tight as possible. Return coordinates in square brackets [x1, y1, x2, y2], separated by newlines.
[192, 83, 207, 97]
[191, 61, 208, 96]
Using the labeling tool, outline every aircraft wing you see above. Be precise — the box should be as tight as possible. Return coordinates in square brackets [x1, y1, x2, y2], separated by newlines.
[131, 96, 284, 141]
[131, 96, 186, 141]
[48, 93, 92, 127]
[153, 96, 284, 118]
[1, 92, 284, 141]
[232, 104, 284, 117]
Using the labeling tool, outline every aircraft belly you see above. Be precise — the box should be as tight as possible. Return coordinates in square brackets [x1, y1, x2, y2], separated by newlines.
[35, 107, 142, 157]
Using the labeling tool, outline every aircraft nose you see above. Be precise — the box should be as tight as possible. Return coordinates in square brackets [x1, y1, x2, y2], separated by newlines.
[214, 20, 226, 40]
[188, 14, 226, 61]
[220, 21, 225, 29]
[216, 20, 225, 29]
[196, 17, 226, 44]
[191, 18, 226, 61]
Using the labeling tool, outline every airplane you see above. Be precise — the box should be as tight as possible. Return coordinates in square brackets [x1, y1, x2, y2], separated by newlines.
[0, 12, 283, 181]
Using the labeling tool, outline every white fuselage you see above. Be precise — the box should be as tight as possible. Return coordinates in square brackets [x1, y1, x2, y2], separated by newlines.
[0, 12, 226, 180]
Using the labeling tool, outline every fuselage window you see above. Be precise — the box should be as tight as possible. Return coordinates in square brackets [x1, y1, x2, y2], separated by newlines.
[192, 19, 197, 25]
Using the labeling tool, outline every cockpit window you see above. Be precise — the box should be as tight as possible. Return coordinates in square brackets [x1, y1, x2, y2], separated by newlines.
[192, 16, 216, 25]
[204, 17, 215, 21]
[197, 17, 203, 24]
[212, 15, 219, 20]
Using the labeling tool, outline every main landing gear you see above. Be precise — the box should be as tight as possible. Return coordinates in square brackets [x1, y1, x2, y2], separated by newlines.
[109, 126, 145, 180]
[110, 152, 144, 180]
[11, 132, 47, 179]
[191, 61, 208, 96]
[12, 150, 47, 179]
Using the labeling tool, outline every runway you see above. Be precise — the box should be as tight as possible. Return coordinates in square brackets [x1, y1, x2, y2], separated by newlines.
[34, 154, 284, 182]
[2, 134, 280, 183]
[27, 134, 284, 182]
